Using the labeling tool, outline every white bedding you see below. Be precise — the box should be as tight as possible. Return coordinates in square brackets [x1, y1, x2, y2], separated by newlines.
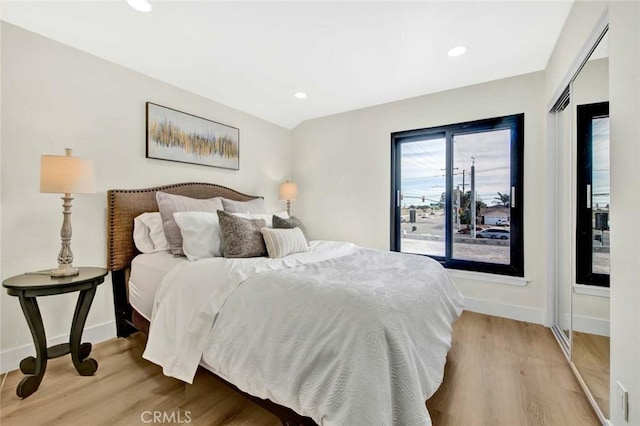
[129, 251, 187, 320]
[143, 241, 464, 425]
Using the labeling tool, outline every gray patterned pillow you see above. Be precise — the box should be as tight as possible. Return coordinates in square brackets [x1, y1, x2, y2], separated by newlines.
[272, 215, 310, 242]
[217, 210, 267, 258]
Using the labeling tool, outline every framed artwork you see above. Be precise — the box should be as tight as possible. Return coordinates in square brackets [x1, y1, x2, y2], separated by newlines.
[146, 102, 239, 170]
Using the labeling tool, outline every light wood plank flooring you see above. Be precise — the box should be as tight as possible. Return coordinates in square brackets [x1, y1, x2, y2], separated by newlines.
[572, 331, 610, 419]
[1, 312, 599, 425]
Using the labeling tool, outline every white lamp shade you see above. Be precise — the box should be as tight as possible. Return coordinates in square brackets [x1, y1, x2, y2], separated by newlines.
[279, 182, 298, 201]
[40, 155, 96, 194]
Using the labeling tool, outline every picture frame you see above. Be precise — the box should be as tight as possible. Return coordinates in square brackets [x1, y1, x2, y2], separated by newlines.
[146, 102, 240, 170]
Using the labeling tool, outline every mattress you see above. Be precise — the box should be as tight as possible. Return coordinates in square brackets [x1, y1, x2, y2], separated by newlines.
[129, 251, 187, 320]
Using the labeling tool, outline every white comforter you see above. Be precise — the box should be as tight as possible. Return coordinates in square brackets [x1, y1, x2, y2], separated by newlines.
[143, 241, 464, 425]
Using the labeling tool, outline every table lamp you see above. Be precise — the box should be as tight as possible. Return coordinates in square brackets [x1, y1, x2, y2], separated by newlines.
[40, 148, 96, 277]
[278, 181, 298, 216]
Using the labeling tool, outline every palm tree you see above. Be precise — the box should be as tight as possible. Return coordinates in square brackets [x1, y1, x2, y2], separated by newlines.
[494, 192, 510, 207]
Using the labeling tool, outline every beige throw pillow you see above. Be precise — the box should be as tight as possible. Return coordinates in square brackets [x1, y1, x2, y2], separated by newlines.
[260, 227, 309, 258]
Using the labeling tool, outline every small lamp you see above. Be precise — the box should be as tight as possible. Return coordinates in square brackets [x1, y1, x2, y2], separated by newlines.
[278, 181, 298, 216]
[40, 148, 96, 277]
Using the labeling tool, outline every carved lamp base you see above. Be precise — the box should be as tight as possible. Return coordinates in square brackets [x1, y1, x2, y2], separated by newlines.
[50, 266, 79, 277]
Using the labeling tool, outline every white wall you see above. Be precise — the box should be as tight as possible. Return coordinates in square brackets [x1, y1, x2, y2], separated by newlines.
[0, 17, 4, 352]
[0, 24, 292, 368]
[608, 2, 640, 424]
[545, 1, 608, 105]
[292, 72, 547, 323]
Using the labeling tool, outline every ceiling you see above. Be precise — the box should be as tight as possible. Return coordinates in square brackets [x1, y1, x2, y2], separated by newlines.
[3, 1, 573, 129]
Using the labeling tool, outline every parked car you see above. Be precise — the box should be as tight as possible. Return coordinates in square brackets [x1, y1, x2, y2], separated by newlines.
[496, 219, 510, 226]
[476, 228, 510, 240]
[457, 226, 484, 234]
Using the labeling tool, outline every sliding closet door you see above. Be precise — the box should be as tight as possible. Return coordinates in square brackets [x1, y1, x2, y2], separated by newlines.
[553, 93, 573, 343]
[548, 15, 609, 424]
[571, 30, 610, 419]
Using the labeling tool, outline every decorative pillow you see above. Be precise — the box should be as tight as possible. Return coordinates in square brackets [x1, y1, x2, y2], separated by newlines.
[260, 227, 309, 258]
[221, 197, 267, 214]
[217, 210, 267, 258]
[173, 212, 222, 261]
[133, 212, 170, 253]
[272, 215, 310, 242]
[156, 191, 224, 255]
[231, 211, 289, 227]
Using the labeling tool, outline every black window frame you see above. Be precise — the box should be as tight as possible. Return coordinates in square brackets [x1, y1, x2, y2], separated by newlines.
[576, 101, 609, 287]
[390, 113, 525, 277]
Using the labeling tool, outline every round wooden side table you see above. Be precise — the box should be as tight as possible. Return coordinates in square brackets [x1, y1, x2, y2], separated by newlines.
[2, 267, 108, 398]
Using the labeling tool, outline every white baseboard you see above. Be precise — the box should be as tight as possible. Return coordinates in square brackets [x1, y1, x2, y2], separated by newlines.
[572, 314, 610, 337]
[0, 321, 116, 374]
[464, 297, 545, 324]
[561, 313, 610, 337]
[465, 299, 610, 336]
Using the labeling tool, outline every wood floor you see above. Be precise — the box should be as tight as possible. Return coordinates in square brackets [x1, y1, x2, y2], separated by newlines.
[0, 311, 599, 426]
[572, 331, 610, 419]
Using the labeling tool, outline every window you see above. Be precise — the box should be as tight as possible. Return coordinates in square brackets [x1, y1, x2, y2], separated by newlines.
[576, 102, 609, 286]
[391, 114, 524, 276]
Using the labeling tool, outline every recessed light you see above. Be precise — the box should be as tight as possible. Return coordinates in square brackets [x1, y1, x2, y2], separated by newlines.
[294, 92, 307, 99]
[448, 46, 467, 57]
[127, 0, 152, 13]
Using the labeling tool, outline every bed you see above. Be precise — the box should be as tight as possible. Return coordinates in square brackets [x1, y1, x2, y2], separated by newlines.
[107, 182, 464, 426]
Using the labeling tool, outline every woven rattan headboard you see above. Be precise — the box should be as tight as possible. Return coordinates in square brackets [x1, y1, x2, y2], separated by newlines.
[106, 182, 259, 271]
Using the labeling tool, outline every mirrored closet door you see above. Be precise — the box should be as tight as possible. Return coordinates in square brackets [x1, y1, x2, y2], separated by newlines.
[571, 30, 610, 420]
[550, 21, 610, 425]
[553, 88, 573, 352]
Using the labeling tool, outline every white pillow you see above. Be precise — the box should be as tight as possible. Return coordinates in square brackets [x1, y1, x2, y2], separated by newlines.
[260, 227, 309, 258]
[156, 191, 224, 256]
[173, 211, 222, 261]
[231, 211, 289, 227]
[133, 212, 170, 253]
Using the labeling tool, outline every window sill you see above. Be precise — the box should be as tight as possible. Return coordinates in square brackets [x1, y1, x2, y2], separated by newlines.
[573, 284, 610, 298]
[447, 269, 529, 287]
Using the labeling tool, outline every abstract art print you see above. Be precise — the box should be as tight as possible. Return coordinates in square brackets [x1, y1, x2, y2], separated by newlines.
[146, 102, 239, 170]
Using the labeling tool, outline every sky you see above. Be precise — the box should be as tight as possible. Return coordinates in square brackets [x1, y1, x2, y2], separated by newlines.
[592, 117, 610, 208]
[401, 129, 511, 207]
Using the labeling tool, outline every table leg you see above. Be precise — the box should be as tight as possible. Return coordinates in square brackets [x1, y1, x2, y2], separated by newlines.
[16, 296, 47, 398]
[69, 286, 98, 376]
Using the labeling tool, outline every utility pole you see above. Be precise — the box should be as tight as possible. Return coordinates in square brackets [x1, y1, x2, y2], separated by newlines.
[442, 167, 461, 229]
[462, 169, 466, 194]
[471, 157, 476, 238]
[456, 185, 461, 228]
